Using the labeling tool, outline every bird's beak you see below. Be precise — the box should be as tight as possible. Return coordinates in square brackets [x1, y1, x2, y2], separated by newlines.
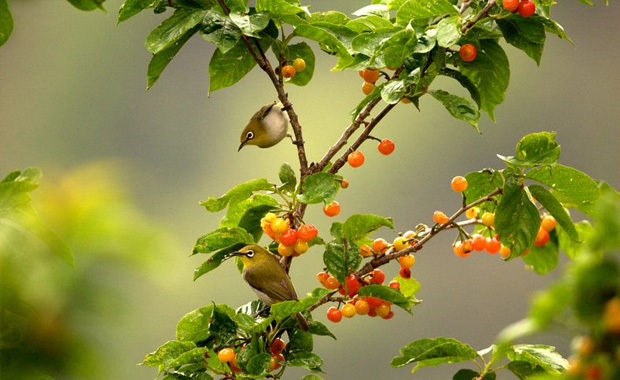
[238, 139, 248, 151]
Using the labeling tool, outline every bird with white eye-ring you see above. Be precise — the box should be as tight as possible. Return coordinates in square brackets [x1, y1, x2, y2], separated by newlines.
[238, 102, 300, 151]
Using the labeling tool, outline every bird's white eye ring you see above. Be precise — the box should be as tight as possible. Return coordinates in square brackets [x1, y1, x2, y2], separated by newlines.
[246, 250, 254, 258]
[246, 131, 254, 140]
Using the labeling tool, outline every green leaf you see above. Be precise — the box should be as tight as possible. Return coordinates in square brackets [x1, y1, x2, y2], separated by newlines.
[436, 16, 461, 47]
[526, 164, 600, 211]
[453, 369, 481, 380]
[557, 221, 592, 259]
[193, 227, 255, 254]
[357, 284, 412, 312]
[382, 27, 416, 69]
[391, 337, 479, 371]
[270, 297, 316, 322]
[278, 163, 297, 193]
[353, 4, 390, 18]
[284, 42, 316, 86]
[200, 178, 273, 212]
[168, 346, 209, 368]
[297, 172, 339, 205]
[193, 243, 247, 280]
[288, 328, 314, 353]
[246, 353, 272, 376]
[495, 182, 540, 257]
[229, 12, 269, 36]
[342, 214, 393, 245]
[346, 15, 394, 33]
[176, 305, 214, 342]
[293, 24, 354, 70]
[208, 37, 272, 92]
[145, 8, 206, 54]
[118, 0, 155, 24]
[0, 0, 13, 46]
[200, 11, 242, 54]
[0, 167, 41, 209]
[301, 375, 325, 380]
[147, 26, 197, 90]
[142, 340, 197, 366]
[528, 185, 578, 241]
[497, 16, 546, 65]
[395, 275, 421, 300]
[498, 131, 561, 167]
[323, 242, 361, 283]
[256, 0, 304, 15]
[441, 68, 481, 108]
[522, 237, 559, 274]
[533, 15, 573, 44]
[287, 352, 323, 370]
[223, 0, 248, 13]
[219, 194, 278, 230]
[350, 82, 384, 120]
[505, 360, 546, 380]
[463, 170, 503, 209]
[67, 0, 105, 11]
[460, 39, 509, 121]
[429, 90, 480, 131]
[396, 0, 458, 26]
[307, 320, 336, 340]
[209, 304, 238, 346]
[527, 282, 570, 328]
[506, 344, 568, 374]
[381, 79, 408, 104]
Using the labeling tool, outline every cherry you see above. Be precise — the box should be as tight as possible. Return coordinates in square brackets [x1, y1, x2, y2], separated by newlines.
[517, 0, 535, 17]
[398, 254, 415, 269]
[389, 280, 400, 290]
[340, 179, 350, 188]
[378, 139, 395, 155]
[359, 244, 372, 257]
[372, 238, 389, 255]
[282, 65, 296, 79]
[502, 0, 519, 12]
[359, 69, 380, 83]
[399, 267, 411, 279]
[355, 299, 370, 315]
[279, 228, 298, 246]
[316, 271, 329, 286]
[499, 245, 511, 259]
[362, 81, 376, 95]
[370, 269, 385, 284]
[347, 151, 365, 168]
[534, 227, 550, 247]
[451, 176, 468, 192]
[325, 276, 340, 290]
[278, 243, 294, 257]
[485, 237, 501, 254]
[459, 44, 477, 62]
[217, 348, 235, 363]
[292, 58, 306, 72]
[270, 338, 286, 355]
[472, 234, 487, 251]
[323, 201, 340, 217]
[271, 218, 289, 234]
[481, 212, 495, 227]
[293, 240, 309, 254]
[375, 303, 391, 318]
[341, 303, 356, 318]
[297, 224, 318, 242]
[540, 214, 557, 232]
[326, 307, 342, 323]
[465, 207, 479, 219]
[433, 210, 450, 224]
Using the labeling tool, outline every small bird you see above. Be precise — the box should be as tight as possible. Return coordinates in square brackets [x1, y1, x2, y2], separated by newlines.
[238, 102, 289, 151]
[231, 244, 309, 331]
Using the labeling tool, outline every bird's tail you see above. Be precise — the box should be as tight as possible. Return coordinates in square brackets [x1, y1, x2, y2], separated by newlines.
[294, 312, 309, 331]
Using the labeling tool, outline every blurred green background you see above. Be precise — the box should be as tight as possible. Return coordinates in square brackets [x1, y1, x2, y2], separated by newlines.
[0, 0, 618, 379]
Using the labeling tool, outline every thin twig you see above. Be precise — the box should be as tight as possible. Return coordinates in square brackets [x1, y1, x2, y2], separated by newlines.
[461, 0, 497, 33]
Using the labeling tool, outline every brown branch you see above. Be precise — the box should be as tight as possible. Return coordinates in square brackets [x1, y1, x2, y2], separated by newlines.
[461, 0, 497, 33]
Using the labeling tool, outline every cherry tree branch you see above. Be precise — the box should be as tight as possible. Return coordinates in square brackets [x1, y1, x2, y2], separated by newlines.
[462, 0, 497, 33]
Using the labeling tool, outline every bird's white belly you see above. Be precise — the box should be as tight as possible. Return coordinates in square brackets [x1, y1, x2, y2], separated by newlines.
[263, 108, 288, 147]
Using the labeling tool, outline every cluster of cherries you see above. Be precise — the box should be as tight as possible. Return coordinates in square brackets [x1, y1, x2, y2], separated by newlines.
[216, 337, 287, 373]
[435, 176, 557, 259]
[502, 0, 536, 17]
[260, 213, 318, 257]
[281, 58, 306, 79]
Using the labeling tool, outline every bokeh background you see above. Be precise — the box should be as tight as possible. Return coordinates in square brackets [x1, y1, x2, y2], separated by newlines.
[0, 0, 618, 379]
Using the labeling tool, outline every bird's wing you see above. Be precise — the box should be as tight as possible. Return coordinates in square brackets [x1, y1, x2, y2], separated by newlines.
[243, 266, 298, 304]
[257, 102, 277, 120]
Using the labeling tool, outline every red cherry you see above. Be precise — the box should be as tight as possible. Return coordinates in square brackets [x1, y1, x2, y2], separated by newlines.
[517, 0, 536, 17]
[378, 139, 395, 155]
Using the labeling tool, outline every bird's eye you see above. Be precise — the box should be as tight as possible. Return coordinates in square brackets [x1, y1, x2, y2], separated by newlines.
[246, 131, 254, 140]
[246, 250, 254, 258]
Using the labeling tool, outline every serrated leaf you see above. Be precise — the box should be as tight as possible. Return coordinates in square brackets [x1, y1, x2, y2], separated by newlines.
[342, 214, 393, 245]
[495, 182, 540, 257]
[358, 284, 412, 312]
[0, 0, 14, 46]
[497, 16, 546, 65]
[430, 90, 480, 130]
[436, 16, 461, 47]
[176, 305, 214, 342]
[307, 320, 336, 340]
[145, 8, 206, 54]
[297, 172, 339, 205]
[323, 241, 361, 283]
[499, 131, 560, 167]
[147, 26, 197, 89]
[395, 275, 421, 299]
[141, 340, 197, 367]
[396, 0, 458, 26]
[391, 337, 479, 371]
[528, 185, 578, 241]
[208, 38, 272, 92]
[192, 227, 255, 254]
[200, 178, 273, 212]
[526, 164, 600, 212]
[506, 345, 568, 374]
[521, 237, 559, 274]
[460, 39, 509, 121]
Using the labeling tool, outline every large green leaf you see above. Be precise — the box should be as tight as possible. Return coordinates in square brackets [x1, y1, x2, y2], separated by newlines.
[219, 194, 278, 241]
[147, 26, 198, 90]
[498, 131, 561, 167]
[278, 162, 297, 193]
[176, 305, 214, 342]
[145, 8, 206, 54]
[357, 284, 413, 312]
[256, 0, 304, 15]
[118, 0, 155, 24]
[495, 182, 540, 257]
[459, 39, 509, 121]
[293, 24, 354, 70]
[341, 214, 393, 245]
[525, 164, 600, 211]
[208, 38, 272, 92]
[200, 11, 242, 54]
[307, 320, 336, 340]
[192, 227, 255, 254]
[200, 178, 273, 212]
[505, 360, 546, 380]
[193, 243, 247, 280]
[287, 352, 323, 370]
[323, 241, 361, 283]
[429, 90, 480, 130]
[346, 15, 394, 33]
[441, 68, 481, 108]
[391, 337, 479, 371]
[0, 0, 13, 46]
[435, 16, 461, 48]
[229, 12, 269, 36]
[67, 0, 105, 11]
[297, 172, 339, 205]
[463, 170, 503, 209]
[506, 345, 568, 374]
[521, 238, 559, 274]
[557, 221, 592, 259]
[528, 185, 578, 241]
[270, 289, 330, 322]
[497, 16, 546, 65]
[142, 340, 197, 367]
[283, 42, 316, 86]
[395, 0, 458, 26]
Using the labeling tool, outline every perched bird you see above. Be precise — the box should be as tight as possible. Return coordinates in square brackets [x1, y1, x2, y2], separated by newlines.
[231, 244, 309, 331]
[238, 102, 289, 151]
